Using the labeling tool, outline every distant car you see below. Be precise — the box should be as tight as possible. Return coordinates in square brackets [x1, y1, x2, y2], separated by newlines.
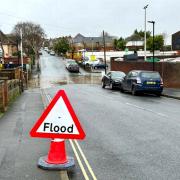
[83, 59, 100, 67]
[114, 57, 124, 61]
[120, 70, 163, 96]
[44, 47, 48, 51]
[92, 62, 108, 69]
[171, 57, 180, 63]
[50, 51, 55, 55]
[102, 71, 126, 89]
[38, 51, 42, 55]
[65, 60, 79, 72]
[82, 57, 90, 65]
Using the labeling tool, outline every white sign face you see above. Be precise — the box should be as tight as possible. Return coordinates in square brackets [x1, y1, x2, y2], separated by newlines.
[37, 97, 79, 135]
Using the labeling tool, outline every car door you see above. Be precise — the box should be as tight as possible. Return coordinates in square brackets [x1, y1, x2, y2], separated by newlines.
[129, 71, 139, 91]
[104, 72, 111, 86]
[122, 72, 132, 91]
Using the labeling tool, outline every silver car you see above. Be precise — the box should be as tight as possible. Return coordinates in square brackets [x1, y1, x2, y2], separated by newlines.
[65, 60, 79, 72]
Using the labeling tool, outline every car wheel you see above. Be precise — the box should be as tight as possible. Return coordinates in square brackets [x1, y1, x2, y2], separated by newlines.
[102, 81, 105, 88]
[120, 84, 124, 93]
[132, 86, 137, 96]
[110, 83, 114, 90]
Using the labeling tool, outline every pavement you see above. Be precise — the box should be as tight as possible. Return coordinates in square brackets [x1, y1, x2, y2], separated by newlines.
[0, 88, 60, 180]
[162, 88, 180, 100]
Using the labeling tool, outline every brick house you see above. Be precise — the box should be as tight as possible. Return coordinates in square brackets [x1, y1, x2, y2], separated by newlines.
[72, 33, 116, 51]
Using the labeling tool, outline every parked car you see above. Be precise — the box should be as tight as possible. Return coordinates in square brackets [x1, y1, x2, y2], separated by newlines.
[92, 61, 108, 69]
[102, 71, 126, 89]
[114, 57, 124, 61]
[65, 59, 79, 72]
[50, 51, 55, 55]
[120, 70, 163, 96]
[38, 50, 42, 55]
[82, 57, 90, 65]
[83, 59, 100, 67]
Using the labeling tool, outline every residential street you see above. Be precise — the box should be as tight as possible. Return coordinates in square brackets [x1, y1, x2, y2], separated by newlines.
[39, 52, 180, 179]
[0, 52, 180, 180]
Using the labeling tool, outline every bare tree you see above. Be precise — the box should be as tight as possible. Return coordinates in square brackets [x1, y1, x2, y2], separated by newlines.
[12, 22, 46, 67]
[0, 30, 6, 60]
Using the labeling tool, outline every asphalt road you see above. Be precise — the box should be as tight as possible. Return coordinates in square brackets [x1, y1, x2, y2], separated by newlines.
[40, 52, 180, 180]
[1, 52, 179, 180]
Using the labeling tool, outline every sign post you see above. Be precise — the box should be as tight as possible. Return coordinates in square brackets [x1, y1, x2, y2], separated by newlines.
[30, 90, 85, 170]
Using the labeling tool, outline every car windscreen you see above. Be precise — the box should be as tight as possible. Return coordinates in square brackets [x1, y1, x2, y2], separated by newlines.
[69, 61, 77, 65]
[111, 72, 126, 78]
[140, 72, 160, 79]
[67, 60, 75, 63]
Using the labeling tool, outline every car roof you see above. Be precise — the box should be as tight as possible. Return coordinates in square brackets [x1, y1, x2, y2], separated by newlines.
[67, 59, 75, 61]
[130, 70, 159, 73]
[109, 71, 125, 73]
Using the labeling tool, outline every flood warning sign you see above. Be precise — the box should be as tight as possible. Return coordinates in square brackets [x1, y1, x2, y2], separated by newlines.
[30, 90, 85, 139]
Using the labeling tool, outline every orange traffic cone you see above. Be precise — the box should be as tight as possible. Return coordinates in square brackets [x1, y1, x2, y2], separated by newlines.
[38, 139, 75, 170]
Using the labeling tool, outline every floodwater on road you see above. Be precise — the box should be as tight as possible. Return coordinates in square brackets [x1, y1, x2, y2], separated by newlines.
[40, 74, 102, 89]
[37, 52, 103, 89]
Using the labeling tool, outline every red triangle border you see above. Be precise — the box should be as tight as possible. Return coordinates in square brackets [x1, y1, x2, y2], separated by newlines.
[30, 90, 86, 139]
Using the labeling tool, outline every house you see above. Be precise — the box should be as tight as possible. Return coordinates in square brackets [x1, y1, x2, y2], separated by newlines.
[126, 41, 144, 50]
[72, 33, 116, 51]
[3, 42, 18, 58]
[0, 31, 18, 58]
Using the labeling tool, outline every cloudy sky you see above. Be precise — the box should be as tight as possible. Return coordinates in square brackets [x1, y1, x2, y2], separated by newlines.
[0, 0, 179, 44]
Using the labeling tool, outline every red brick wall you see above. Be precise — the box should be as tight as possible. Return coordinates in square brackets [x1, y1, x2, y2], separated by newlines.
[111, 58, 180, 88]
[4, 57, 29, 64]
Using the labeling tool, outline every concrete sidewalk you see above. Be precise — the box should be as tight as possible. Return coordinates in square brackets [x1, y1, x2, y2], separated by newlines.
[0, 88, 60, 180]
[162, 88, 180, 100]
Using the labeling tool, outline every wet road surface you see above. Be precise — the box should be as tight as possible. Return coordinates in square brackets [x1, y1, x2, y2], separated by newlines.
[40, 52, 180, 180]
[39, 52, 102, 89]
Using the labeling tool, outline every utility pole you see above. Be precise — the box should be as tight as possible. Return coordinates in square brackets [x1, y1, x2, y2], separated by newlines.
[20, 29, 24, 91]
[148, 21, 155, 71]
[152, 21, 155, 71]
[91, 38, 93, 55]
[20, 29, 23, 71]
[103, 30, 107, 74]
[144, 4, 148, 61]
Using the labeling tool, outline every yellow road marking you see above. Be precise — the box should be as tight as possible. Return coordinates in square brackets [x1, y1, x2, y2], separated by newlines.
[69, 140, 89, 180]
[74, 140, 97, 180]
[42, 90, 97, 180]
[59, 171, 69, 180]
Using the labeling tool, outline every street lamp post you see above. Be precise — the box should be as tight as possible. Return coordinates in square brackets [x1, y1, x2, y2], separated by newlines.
[91, 38, 93, 55]
[102, 30, 107, 74]
[144, 4, 148, 61]
[148, 20, 155, 71]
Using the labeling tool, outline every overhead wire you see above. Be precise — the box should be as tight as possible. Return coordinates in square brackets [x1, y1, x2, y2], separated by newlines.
[0, 11, 76, 35]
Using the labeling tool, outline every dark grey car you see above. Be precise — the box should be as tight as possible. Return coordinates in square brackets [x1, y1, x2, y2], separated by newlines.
[102, 71, 126, 89]
[66, 60, 79, 73]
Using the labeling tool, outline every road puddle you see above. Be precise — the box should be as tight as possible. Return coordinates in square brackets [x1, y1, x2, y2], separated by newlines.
[37, 73, 102, 89]
[55, 75, 102, 85]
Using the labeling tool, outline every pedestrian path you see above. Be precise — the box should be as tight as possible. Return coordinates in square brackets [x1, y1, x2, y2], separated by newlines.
[163, 88, 180, 100]
[0, 89, 60, 180]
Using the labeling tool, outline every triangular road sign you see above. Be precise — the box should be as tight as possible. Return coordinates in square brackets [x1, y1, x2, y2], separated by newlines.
[30, 90, 85, 139]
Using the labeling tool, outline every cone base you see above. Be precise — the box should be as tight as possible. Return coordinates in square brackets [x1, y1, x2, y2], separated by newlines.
[38, 156, 75, 170]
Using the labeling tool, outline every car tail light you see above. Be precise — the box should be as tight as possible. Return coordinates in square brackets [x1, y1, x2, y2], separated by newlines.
[136, 77, 141, 84]
[160, 78, 163, 85]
